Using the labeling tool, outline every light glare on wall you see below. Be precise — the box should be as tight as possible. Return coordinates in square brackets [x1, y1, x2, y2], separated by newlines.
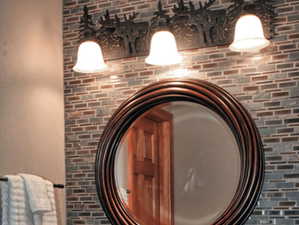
[145, 31, 182, 66]
[229, 14, 270, 53]
[73, 41, 107, 73]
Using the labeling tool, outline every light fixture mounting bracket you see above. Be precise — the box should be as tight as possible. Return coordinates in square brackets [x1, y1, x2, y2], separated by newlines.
[78, 0, 274, 61]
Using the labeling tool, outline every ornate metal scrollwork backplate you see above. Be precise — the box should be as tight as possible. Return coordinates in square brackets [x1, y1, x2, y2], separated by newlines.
[79, 0, 275, 60]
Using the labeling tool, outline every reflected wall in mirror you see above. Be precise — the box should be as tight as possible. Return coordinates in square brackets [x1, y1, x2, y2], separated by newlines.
[96, 79, 264, 225]
[115, 102, 241, 225]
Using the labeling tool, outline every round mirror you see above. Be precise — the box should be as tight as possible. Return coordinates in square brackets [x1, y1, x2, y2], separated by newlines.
[96, 79, 264, 225]
[115, 102, 241, 225]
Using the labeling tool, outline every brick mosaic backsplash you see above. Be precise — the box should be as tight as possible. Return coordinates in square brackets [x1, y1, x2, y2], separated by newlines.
[63, 0, 299, 224]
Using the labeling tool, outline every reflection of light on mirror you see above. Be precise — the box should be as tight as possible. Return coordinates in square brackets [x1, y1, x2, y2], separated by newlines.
[183, 168, 204, 193]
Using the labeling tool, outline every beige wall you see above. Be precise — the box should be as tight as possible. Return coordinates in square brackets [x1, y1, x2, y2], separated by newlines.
[0, 0, 65, 224]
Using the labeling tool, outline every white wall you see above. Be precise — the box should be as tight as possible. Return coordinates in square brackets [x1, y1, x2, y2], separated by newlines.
[171, 103, 240, 225]
[0, 0, 65, 223]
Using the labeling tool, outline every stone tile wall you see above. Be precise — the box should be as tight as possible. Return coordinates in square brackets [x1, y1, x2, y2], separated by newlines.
[63, 0, 299, 224]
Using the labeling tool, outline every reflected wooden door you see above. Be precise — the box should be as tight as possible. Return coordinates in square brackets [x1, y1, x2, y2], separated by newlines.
[127, 108, 173, 225]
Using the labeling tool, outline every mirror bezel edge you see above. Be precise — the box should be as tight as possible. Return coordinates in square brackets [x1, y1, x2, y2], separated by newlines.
[95, 79, 264, 225]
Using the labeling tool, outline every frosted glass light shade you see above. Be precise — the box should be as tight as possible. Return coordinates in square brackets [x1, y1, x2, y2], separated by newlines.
[145, 31, 182, 66]
[229, 15, 270, 52]
[73, 41, 107, 73]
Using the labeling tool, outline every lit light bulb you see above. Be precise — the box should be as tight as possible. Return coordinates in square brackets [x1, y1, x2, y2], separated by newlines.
[145, 31, 182, 66]
[73, 41, 107, 73]
[229, 15, 270, 52]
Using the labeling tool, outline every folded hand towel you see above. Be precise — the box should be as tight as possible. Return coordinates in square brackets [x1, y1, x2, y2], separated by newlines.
[33, 180, 58, 225]
[1, 175, 34, 225]
[19, 174, 52, 213]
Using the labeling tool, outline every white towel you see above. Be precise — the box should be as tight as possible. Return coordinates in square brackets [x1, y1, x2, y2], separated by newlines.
[1, 175, 34, 225]
[19, 174, 52, 213]
[19, 174, 58, 225]
[36, 180, 58, 225]
[1, 178, 9, 225]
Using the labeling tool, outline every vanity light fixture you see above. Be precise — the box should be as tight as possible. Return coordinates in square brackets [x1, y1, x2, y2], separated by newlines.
[73, 7, 108, 73]
[145, 1, 182, 66]
[73, 0, 274, 73]
[229, 14, 270, 52]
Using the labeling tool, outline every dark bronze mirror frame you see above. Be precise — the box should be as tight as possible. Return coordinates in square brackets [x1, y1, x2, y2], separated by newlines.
[95, 79, 264, 225]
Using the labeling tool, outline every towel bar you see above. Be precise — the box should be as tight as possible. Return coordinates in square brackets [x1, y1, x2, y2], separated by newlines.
[0, 177, 64, 189]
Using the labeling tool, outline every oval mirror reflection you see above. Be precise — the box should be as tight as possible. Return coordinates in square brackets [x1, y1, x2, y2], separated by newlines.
[115, 101, 241, 225]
